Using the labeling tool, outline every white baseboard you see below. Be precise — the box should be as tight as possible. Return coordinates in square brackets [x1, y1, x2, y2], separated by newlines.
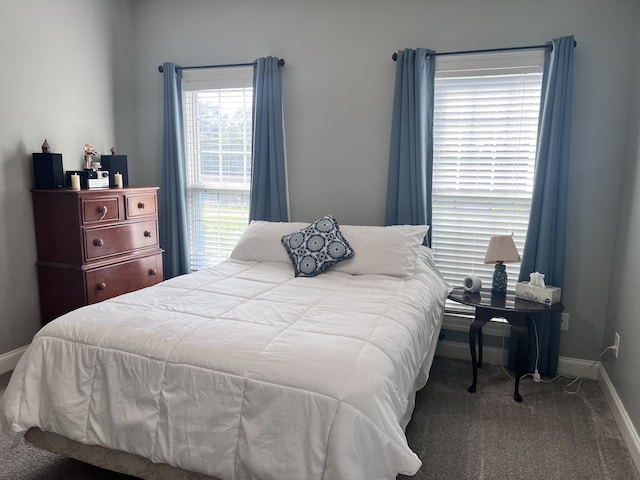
[440, 313, 600, 380]
[0, 345, 28, 375]
[435, 339, 599, 380]
[599, 367, 640, 475]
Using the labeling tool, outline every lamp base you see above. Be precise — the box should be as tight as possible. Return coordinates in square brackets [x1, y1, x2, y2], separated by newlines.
[492, 262, 508, 295]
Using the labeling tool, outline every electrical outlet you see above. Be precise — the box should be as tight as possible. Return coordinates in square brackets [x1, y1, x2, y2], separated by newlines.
[560, 313, 569, 331]
[614, 332, 620, 358]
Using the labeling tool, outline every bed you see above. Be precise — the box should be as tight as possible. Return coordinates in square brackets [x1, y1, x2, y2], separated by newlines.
[2, 218, 451, 480]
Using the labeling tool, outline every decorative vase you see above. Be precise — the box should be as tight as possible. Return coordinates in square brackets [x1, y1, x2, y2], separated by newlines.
[491, 262, 508, 295]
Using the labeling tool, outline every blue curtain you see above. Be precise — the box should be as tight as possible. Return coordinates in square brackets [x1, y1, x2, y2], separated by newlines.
[508, 36, 575, 376]
[160, 62, 190, 279]
[250, 57, 289, 222]
[385, 48, 435, 245]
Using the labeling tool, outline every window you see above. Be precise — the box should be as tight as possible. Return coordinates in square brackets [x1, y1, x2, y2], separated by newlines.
[182, 67, 254, 271]
[431, 51, 544, 301]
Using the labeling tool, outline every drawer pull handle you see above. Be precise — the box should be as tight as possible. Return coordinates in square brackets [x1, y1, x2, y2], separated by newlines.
[97, 205, 108, 221]
[148, 269, 157, 276]
[144, 230, 152, 238]
[96, 282, 107, 291]
[138, 202, 145, 209]
[93, 238, 104, 247]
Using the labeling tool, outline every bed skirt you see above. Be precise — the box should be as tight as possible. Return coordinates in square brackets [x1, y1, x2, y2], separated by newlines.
[24, 428, 220, 480]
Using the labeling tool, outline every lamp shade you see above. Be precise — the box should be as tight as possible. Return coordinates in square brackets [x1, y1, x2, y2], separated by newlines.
[484, 235, 521, 264]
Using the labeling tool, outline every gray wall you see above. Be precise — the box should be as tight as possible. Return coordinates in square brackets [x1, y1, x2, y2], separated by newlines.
[0, 0, 133, 353]
[128, 0, 637, 361]
[1, 0, 638, 437]
[602, 19, 640, 435]
[127, 0, 639, 434]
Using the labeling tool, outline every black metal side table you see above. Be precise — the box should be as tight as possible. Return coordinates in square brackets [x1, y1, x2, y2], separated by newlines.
[448, 287, 564, 402]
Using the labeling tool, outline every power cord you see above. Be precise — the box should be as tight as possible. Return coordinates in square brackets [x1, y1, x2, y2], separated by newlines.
[545, 345, 616, 395]
[498, 319, 539, 382]
[500, 320, 542, 383]
[498, 320, 618, 395]
[532, 318, 541, 382]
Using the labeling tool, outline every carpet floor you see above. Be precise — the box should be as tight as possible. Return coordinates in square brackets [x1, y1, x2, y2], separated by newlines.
[1, 356, 638, 480]
[401, 356, 639, 480]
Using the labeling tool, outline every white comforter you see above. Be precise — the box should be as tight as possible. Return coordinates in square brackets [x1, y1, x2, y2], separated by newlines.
[3, 250, 450, 480]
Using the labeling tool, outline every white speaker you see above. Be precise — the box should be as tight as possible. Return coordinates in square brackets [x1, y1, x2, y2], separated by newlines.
[463, 275, 482, 293]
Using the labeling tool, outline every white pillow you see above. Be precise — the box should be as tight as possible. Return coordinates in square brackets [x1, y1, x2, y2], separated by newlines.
[231, 220, 429, 278]
[230, 221, 307, 263]
[332, 224, 429, 277]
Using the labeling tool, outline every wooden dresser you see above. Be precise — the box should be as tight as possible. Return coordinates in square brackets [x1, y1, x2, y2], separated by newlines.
[32, 187, 164, 324]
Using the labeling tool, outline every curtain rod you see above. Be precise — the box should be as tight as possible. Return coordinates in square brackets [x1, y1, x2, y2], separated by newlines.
[158, 58, 285, 73]
[391, 40, 577, 61]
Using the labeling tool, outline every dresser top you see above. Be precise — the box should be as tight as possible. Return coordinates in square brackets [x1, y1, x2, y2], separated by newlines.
[32, 186, 159, 195]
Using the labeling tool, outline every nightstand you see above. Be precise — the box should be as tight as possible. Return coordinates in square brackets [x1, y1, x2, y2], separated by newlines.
[448, 287, 564, 402]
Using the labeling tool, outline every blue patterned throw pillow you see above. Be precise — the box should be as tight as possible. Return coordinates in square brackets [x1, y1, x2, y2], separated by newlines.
[281, 215, 354, 277]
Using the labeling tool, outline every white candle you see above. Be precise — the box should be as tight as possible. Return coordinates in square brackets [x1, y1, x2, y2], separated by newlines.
[114, 172, 123, 189]
[70, 173, 80, 190]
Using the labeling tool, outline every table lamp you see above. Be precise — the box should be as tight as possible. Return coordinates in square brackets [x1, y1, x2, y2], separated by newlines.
[484, 235, 521, 295]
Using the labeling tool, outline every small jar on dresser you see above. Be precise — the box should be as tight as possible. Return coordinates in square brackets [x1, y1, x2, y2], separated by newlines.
[32, 187, 164, 324]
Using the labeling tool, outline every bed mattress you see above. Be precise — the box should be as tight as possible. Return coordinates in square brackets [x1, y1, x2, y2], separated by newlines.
[3, 250, 450, 480]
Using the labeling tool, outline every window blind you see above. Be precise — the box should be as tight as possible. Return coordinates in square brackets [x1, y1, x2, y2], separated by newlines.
[431, 51, 544, 300]
[182, 68, 254, 271]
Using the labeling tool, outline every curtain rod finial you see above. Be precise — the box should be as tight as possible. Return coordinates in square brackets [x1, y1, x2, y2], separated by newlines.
[158, 65, 164, 73]
[278, 58, 285, 67]
[392, 52, 398, 62]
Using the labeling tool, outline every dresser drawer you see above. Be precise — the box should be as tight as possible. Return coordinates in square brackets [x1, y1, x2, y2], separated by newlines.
[86, 254, 163, 304]
[84, 220, 158, 261]
[126, 192, 157, 218]
[81, 196, 122, 224]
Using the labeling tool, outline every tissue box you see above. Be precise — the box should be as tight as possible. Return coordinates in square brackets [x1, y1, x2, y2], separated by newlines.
[515, 281, 561, 305]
